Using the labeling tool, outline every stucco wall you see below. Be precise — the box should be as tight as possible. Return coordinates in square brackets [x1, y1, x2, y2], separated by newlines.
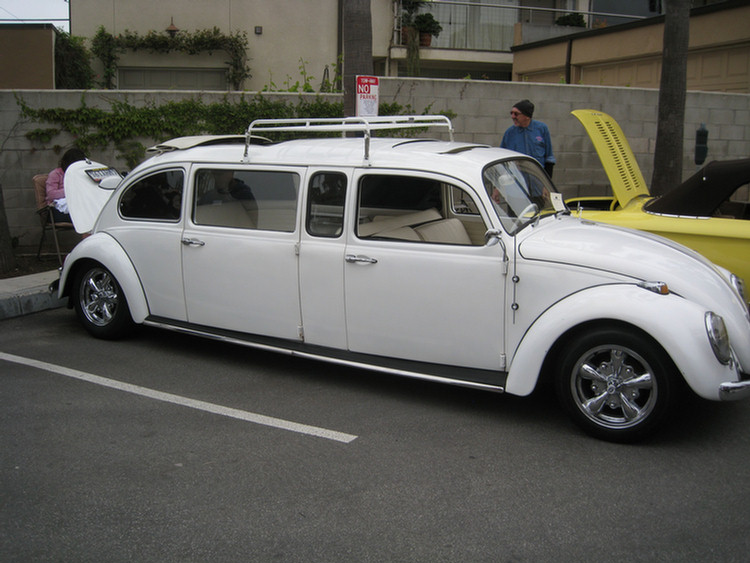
[71, 0, 343, 93]
[1, 79, 749, 251]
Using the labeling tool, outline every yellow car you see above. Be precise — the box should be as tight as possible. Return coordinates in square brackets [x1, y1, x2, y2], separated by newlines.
[567, 109, 750, 300]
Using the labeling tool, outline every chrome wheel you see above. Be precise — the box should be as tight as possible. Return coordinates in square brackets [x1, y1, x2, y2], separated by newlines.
[79, 267, 120, 326]
[570, 345, 657, 430]
[556, 327, 678, 442]
[74, 265, 133, 339]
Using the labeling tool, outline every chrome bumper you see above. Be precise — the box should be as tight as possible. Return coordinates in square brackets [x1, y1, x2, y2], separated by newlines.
[719, 376, 750, 400]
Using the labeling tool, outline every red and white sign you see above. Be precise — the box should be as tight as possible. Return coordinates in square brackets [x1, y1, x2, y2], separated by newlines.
[356, 75, 379, 117]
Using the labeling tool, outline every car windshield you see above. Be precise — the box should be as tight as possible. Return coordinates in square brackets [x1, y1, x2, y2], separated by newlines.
[483, 159, 557, 234]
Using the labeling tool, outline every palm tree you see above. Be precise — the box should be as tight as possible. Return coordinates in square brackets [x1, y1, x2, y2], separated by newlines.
[651, 0, 691, 196]
[343, 0, 374, 117]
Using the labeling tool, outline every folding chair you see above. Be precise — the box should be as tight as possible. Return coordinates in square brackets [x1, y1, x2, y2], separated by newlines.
[33, 174, 75, 266]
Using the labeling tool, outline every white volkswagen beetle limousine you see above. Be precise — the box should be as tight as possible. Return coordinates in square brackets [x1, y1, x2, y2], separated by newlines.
[57, 115, 750, 442]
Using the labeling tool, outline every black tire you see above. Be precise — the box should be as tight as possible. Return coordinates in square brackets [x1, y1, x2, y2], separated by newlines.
[555, 327, 679, 443]
[73, 264, 134, 339]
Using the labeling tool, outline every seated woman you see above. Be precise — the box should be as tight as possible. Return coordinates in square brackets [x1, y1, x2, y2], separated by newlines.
[45, 147, 86, 222]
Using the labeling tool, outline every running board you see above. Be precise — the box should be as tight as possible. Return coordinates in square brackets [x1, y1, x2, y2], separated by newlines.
[143, 317, 507, 393]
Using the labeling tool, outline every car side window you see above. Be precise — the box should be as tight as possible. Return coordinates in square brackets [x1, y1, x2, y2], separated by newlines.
[193, 169, 300, 232]
[306, 172, 347, 238]
[719, 182, 750, 220]
[356, 174, 485, 246]
[451, 185, 481, 215]
[119, 169, 183, 221]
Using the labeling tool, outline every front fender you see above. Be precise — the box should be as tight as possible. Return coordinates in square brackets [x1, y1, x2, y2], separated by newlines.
[505, 284, 740, 400]
[59, 233, 149, 323]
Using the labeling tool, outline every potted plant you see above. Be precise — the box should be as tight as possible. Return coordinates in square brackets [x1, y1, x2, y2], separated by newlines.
[414, 12, 442, 46]
[555, 13, 586, 27]
[400, 0, 426, 45]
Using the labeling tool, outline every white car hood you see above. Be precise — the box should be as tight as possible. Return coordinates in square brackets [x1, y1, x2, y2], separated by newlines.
[520, 216, 750, 372]
[519, 217, 745, 318]
[65, 160, 121, 233]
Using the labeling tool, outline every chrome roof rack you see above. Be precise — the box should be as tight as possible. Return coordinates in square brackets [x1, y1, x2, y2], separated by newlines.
[243, 115, 454, 162]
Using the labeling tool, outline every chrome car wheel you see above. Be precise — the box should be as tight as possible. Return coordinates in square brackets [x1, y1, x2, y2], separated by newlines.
[570, 345, 657, 429]
[80, 267, 120, 326]
[74, 265, 133, 339]
[556, 328, 678, 442]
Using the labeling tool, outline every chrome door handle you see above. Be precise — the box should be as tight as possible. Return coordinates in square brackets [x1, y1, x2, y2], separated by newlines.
[181, 238, 205, 247]
[345, 254, 377, 264]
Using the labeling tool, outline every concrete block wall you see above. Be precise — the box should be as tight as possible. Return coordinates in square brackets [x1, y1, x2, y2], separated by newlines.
[378, 77, 750, 199]
[0, 90, 305, 251]
[1, 81, 749, 250]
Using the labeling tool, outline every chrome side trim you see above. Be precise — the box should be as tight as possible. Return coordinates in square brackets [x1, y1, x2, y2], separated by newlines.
[142, 318, 506, 394]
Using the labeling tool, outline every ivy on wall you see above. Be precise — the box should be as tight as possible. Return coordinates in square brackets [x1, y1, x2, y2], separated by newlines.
[90, 26, 251, 90]
[17, 94, 440, 169]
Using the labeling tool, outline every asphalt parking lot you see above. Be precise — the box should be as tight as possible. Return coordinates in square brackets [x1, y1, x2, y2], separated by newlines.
[3, 308, 750, 562]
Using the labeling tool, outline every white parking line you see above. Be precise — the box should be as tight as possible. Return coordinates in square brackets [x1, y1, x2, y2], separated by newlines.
[0, 352, 358, 444]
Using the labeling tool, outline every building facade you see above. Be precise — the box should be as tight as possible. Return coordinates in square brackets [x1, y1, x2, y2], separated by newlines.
[71, 0, 344, 92]
[68, 0, 597, 91]
[5, 2, 742, 93]
[512, 0, 750, 93]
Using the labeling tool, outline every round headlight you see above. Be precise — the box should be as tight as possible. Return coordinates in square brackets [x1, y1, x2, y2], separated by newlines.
[705, 312, 731, 365]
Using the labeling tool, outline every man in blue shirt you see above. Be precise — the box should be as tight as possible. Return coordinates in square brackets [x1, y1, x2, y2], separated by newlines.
[500, 99, 556, 178]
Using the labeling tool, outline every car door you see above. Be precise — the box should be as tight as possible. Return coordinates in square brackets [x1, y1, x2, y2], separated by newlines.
[181, 166, 303, 340]
[344, 170, 507, 371]
[298, 169, 351, 349]
[107, 167, 188, 321]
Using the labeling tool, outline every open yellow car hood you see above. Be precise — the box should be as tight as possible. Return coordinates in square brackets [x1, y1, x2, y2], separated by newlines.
[572, 109, 650, 207]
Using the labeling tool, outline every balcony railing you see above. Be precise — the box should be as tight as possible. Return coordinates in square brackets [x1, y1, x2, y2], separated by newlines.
[426, 1, 518, 51]
[397, 1, 646, 53]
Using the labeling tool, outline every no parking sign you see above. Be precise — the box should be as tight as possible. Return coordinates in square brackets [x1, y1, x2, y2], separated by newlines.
[356, 75, 379, 117]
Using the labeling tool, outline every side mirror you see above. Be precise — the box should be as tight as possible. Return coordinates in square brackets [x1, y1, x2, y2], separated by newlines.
[484, 228, 502, 246]
[484, 228, 507, 257]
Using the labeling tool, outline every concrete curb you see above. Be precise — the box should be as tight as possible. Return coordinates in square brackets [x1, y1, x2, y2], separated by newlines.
[0, 270, 65, 321]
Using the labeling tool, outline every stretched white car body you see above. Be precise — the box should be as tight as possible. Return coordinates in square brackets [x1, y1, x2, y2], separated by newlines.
[57, 117, 750, 439]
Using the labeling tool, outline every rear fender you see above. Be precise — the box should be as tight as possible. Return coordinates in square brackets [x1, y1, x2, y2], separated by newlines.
[506, 284, 738, 400]
[59, 233, 149, 323]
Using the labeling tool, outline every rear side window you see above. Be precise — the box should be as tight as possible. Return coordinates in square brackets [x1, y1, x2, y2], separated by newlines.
[193, 169, 300, 232]
[119, 170, 184, 221]
[306, 172, 347, 238]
